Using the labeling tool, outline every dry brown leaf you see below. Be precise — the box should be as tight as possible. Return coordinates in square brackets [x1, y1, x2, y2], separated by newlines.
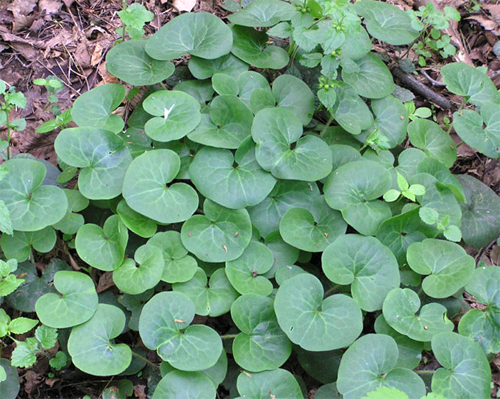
[7, 0, 37, 31]
[173, 0, 197, 12]
[484, 5, 500, 23]
[98, 61, 121, 84]
[134, 385, 148, 399]
[96, 271, 115, 293]
[466, 15, 500, 36]
[1, 32, 40, 60]
[91, 43, 104, 66]
[39, 0, 64, 18]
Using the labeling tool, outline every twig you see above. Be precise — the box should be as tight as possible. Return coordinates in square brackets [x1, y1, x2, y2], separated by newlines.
[475, 233, 500, 266]
[420, 70, 446, 87]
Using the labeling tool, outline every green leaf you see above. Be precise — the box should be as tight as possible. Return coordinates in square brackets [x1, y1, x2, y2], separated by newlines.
[272, 74, 315, 125]
[236, 369, 303, 399]
[122, 149, 199, 223]
[75, 215, 128, 271]
[363, 386, 409, 399]
[188, 54, 248, 80]
[0, 227, 56, 262]
[231, 294, 291, 372]
[68, 304, 132, 376]
[314, 383, 341, 399]
[139, 291, 222, 371]
[384, 189, 401, 202]
[71, 84, 125, 133]
[419, 206, 439, 225]
[274, 274, 363, 351]
[225, 241, 274, 296]
[35, 325, 58, 349]
[118, 3, 153, 30]
[116, 199, 157, 238]
[443, 225, 461, 242]
[407, 239, 474, 298]
[188, 95, 253, 149]
[383, 288, 454, 342]
[11, 338, 38, 368]
[337, 334, 426, 399]
[252, 107, 332, 181]
[409, 184, 426, 196]
[173, 268, 238, 317]
[0, 199, 12, 235]
[332, 83, 374, 134]
[237, 71, 270, 109]
[181, 199, 252, 263]
[431, 332, 491, 399]
[295, 346, 341, 384]
[322, 235, 400, 311]
[147, 231, 198, 283]
[146, 12, 232, 60]
[231, 25, 289, 69]
[106, 40, 174, 86]
[0, 359, 20, 399]
[229, 0, 296, 27]
[353, 0, 420, 45]
[365, 96, 409, 148]
[142, 90, 201, 142]
[212, 73, 239, 96]
[0, 275, 23, 297]
[0, 158, 67, 231]
[153, 370, 216, 399]
[35, 271, 98, 328]
[8, 317, 38, 334]
[49, 351, 67, 370]
[189, 140, 276, 209]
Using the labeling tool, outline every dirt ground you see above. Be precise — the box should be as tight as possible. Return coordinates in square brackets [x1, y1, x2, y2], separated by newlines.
[1, 0, 500, 397]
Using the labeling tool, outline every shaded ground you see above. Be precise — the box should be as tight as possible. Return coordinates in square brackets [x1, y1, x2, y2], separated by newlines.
[1, 0, 500, 397]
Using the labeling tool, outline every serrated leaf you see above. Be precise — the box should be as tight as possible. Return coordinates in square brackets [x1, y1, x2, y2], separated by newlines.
[35, 325, 58, 349]
[8, 317, 38, 335]
[11, 338, 38, 368]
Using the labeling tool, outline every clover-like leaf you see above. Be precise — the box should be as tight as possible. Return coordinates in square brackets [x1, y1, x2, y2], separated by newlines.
[406, 239, 474, 298]
[189, 139, 276, 209]
[0, 227, 56, 262]
[0, 158, 67, 232]
[231, 294, 291, 372]
[225, 241, 274, 296]
[274, 274, 363, 351]
[146, 12, 233, 60]
[383, 288, 454, 342]
[75, 215, 128, 271]
[337, 334, 426, 399]
[229, 0, 296, 27]
[142, 90, 201, 142]
[188, 54, 248, 80]
[139, 291, 223, 371]
[106, 40, 174, 86]
[252, 107, 332, 181]
[122, 149, 199, 223]
[181, 200, 252, 263]
[68, 304, 132, 376]
[55, 127, 132, 199]
[35, 271, 98, 328]
[153, 370, 217, 399]
[431, 332, 491, 399]
[332, 83, 374, 135]
[322, 235, 400, 312]
[272, 74, 315, 125]
[71, 84, 125, 133]
[236, 369, 303, 399]
[0, 359, 20, 399]
[173, 267, 238, 317]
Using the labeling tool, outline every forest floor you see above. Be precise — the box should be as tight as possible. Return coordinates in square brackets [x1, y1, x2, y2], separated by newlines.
[1, 0, 500, 397]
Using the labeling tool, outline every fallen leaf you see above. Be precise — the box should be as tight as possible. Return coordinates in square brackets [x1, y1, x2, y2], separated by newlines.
[39, 0, 64, 18]
[97, 271, 115, 293]
[134, 385, 147, 399]
[466, 15, 500, 35]
[7, 0, 37, 31]
[173, 0, 197, 12]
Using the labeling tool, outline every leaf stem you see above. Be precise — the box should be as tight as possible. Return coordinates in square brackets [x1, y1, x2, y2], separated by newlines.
[319, 113, 334, 136]
[132, 351, 159, 369]
[220, 334, 238, 340]
[415, 369, 435, 375]
[6, 109, 10, 160]
[324, 284, 340, 297]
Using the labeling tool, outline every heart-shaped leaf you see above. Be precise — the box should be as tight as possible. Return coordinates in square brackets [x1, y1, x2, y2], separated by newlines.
[188, 54, 248, 80]
[75, 215, 128, 271]
[55, 127, 133, 200]
[229, 0, 296, 27]
[252, 107, 332, 181]
[35, 271, 98, 328]
[189, 139, 276, 209]
[231, 25, 289, 69]
[173, 267, 238, 316]
[272, 74, 315, 125]
[263, 231, 300, 278]
[322, 235, 400, 311]
[225, 241, 274, 296]
[181, 200, 252, 262]
[314, 383, 341, 399]
[274, 274, 363, 351]
[337, 334, 426, 399]
[68, 304, 132, 376]
[0, 227, 56, 262]
[231, 294, 291, 372]
[122, 149, 199, 223]
[236, 369, 303, 399]
[188, 95, 253, 149]
[416, 158, 465, 202]
[212, 73, 239, 96]
[431, 332, 491, 399]
[106, 39, 175, 86]
[237, 71, 271, 109]
[406, 239, 474, 298]
[145, 12, 233, 60]
[113, 244, 164, 295]
[71, 84, 125, 133]
[383, 288, 454, 342]
[0, 159, 67, 231]
[139, 291, 223, 371]
[142, 90, 201, 142]
[332, 82, 374, 134]
[295, 346, 342, 384]
[52, 189, 89, 234]
[116, 199, 157, 238]
[153, 370, 217, 399]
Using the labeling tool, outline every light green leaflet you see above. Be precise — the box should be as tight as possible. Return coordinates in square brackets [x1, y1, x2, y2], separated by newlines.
[75, 214, 128, 272]
[153, 371, 216, 399]
[236, 369, 303, 399]
[35, 271, 98, 328]
[173, 268, 238, 317]
[431, 332, 491, 399]
[68, 304, 132, 376]
[189, 139, 276, 209]
[122, 149, 199, 223]
[0, 227, 56, 262]
[229, 0, 297, 27]
[105, 39, 175, 86]
[322, 235, 400, 312]
[0, 158, 67, 232]
[274, 274, 363, 351]
[252, 107, 332, 181]
[406, 239, 474, 298]
[138, 291, 223, 371]
[142, 90, 201, 142]
[181, 200, 252, 263]
[231, 294, 291, 372]
[337, 334, 426, 399]
[188, 54, 249, 80]
[145, 12, 233, 60]
[55, 127, 133, 199]
[71, 84, 125, 133]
